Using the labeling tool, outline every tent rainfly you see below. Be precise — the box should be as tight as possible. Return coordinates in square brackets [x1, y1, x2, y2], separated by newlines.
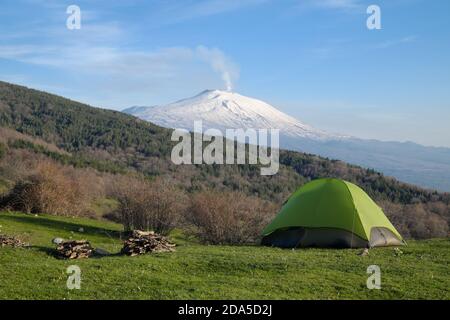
[261, 178, 404, 248]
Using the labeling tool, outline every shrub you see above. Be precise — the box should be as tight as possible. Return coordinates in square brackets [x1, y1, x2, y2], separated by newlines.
[381, 201, 449, 239]
[186, 191, 277, 244]
[405, 204, 448, 239]
[113, 177, 187, 235]
[0, 142, 6, 159]
[2, 161, 90, 216]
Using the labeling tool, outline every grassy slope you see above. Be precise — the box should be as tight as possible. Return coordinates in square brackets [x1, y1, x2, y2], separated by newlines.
[0, 211, 448, 300]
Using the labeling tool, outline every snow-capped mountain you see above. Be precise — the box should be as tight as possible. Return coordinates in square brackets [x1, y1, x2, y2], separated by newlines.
[123, 89, 341, 140]
[123, 90, 450, 192]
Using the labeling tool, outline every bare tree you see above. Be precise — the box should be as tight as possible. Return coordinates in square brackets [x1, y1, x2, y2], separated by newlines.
[187, 191, 277, 244]
[113, 177, 187, 235]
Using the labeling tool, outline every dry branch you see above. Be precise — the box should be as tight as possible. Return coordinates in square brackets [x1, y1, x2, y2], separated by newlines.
[121, 230, 176, 256]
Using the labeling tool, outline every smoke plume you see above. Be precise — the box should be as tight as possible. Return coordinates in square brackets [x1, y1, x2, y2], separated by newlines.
[196, 46, 238, 91]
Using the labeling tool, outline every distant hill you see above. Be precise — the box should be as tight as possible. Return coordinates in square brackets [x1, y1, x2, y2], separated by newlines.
[124, 89, 450, 191]
[0, 81, 449, 238]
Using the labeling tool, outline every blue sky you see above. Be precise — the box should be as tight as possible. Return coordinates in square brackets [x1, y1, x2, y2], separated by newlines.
[1, 0, 449, 147]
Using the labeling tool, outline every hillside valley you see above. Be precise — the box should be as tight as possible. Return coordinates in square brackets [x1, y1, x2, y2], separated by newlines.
[0, 81, 449, 239]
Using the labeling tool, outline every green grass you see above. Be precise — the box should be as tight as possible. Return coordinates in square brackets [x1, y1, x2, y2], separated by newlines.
[0, 211, 448, 300]
[88, 197, 119, 219]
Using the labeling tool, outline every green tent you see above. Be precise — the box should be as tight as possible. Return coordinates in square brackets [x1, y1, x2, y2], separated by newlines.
[261, 178, 404, 248]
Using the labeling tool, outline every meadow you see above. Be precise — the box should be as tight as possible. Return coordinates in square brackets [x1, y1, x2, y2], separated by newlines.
[0, 211, 448, 300]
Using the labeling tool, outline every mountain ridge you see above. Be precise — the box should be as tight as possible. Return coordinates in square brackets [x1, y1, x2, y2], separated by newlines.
[123, 89, 339, 140]
[124, 89, 450, 192]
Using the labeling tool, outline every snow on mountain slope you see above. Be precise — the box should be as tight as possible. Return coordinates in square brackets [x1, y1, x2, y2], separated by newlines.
[123, 89, 450, 192]
[123, 90, 340, 140]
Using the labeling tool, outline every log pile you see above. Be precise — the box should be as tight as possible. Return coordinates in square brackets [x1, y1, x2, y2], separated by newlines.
[56, 240, 93, 259]
[121, 230, 176, 256]
[0, 234, 27, 247]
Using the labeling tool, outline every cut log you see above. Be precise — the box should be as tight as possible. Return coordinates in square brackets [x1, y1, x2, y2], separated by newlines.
[0, 234, 28, 248]
[56, 240, 93, 259]
[121, 230, 176, 256]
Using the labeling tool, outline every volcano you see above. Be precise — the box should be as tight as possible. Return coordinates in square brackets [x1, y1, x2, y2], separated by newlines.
[123, 90, 450, 192]
[123, 90, 346, 141]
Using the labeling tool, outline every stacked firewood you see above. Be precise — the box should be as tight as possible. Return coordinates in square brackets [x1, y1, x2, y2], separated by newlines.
[0, 234, 27, 247]
[56, 240, 93, 259]
[121, 230, 176, 256]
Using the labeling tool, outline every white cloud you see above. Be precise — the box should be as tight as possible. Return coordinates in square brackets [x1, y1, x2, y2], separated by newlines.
[375, 35, 417, 49]
[0, 1, 246, 106]
[316, 0, 361, 9]
[0, 43, 238, 88]
[295, 0, 363, 12]
[152, 0, 269, 24]
[0, 42, 240, 107]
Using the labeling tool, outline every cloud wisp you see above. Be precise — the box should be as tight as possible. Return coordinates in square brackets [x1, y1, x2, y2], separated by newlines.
[294, 0, 363, 13]
[375, 35, 417, 49]
[0, 43, 239, 91]
[150, 0, 268, 25]
[317, 0, 361, 9]
[0, 1, 246, 108]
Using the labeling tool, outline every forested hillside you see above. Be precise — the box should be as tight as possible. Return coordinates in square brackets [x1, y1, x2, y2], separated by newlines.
[0, 81, 449, 238]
